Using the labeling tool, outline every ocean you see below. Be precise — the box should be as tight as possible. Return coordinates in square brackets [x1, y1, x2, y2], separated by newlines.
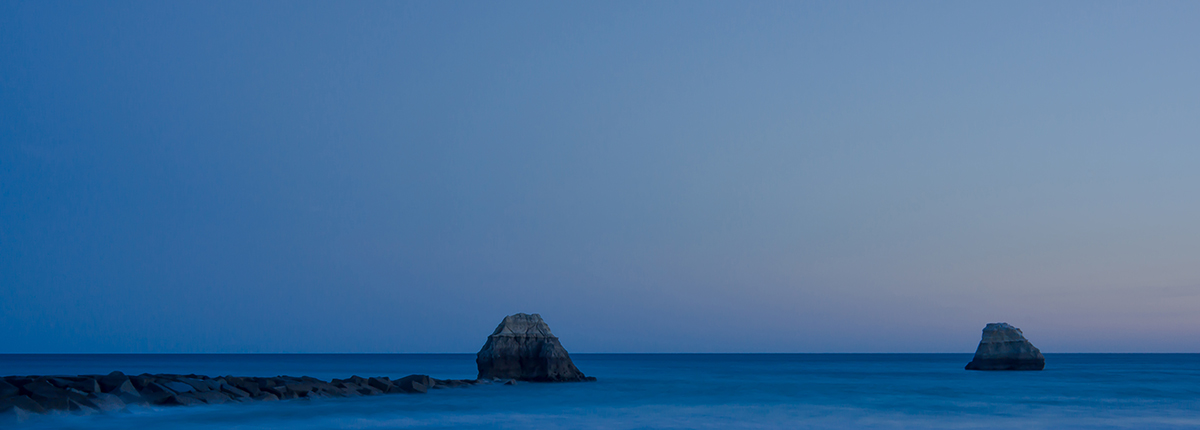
[3, 353, 1199, 429]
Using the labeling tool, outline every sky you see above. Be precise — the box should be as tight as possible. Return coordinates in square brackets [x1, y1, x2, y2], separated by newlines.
[2, 1, 1199, 353]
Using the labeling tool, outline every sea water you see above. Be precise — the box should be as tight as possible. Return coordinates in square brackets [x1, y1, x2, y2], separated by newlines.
[3, 354, 1200, 429]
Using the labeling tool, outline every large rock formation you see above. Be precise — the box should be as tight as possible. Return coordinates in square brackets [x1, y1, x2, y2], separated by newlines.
[476, 313, 595, 382]
[965, 322, 1045, 370]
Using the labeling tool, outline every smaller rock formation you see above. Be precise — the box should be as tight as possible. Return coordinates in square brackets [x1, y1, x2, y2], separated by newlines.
[965, 322, 1045, 370]
[476, 313, 595, 382]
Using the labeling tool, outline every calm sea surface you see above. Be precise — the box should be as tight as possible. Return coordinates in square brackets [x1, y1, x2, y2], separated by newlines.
[3, 353, 1199, 429]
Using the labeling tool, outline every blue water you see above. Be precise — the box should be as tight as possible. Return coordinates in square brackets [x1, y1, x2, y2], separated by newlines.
[4, 354, 1200, 429]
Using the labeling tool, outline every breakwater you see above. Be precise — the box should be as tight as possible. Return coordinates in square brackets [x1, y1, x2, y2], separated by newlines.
[1, 370, 503, 419]
[3, 313, 591, 420]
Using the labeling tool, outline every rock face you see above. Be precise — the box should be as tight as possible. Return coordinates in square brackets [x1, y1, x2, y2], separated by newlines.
[965, 322, 1045, 370]
[476, 313, 595, 382]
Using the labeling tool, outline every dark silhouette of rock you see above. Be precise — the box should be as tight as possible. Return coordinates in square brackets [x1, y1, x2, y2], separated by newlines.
[20, 380, 71, 411]
[179, 378, 213, 392]
[0, 380, 18, 399]
[166, 393, 204, 406]
[110, 380, 139, 396]
[262, 385, 287, 397]
[283, 380, 314, 395]
[191, 391, 232, 404]
[434, 379, 458, 388]
[226, 378, 262, 396]
[129, 375, 154, 391]
[44, 377, 73, 389]
[393, 375, 431, 393]
[139, 382, 176, 405]
[252, 393, 279, 401]
[366, 377, 392, 392]
[328, 382, 361, 397]
[4, 378, 32, 390]
[0, 395, 45, 414]
[476, 313, 594, 382]
[68, 398, 97, 414]
[69, 378, 101, 393]
[162, 381, 196, 394]
[98, 371, 130, 393]
[965, 322, 1045, 371]
[220, 383, 250, 399]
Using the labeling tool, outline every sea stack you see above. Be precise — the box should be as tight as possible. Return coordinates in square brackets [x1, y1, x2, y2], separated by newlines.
[965, 322, 1045, 371]
[476, 313, 594, 382]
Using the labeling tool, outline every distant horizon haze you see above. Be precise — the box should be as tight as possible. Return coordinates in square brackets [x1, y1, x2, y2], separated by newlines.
[2, 1, 1199, 353]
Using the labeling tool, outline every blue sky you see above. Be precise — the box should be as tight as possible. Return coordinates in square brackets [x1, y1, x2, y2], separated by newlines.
[2, 1, 1199, 353]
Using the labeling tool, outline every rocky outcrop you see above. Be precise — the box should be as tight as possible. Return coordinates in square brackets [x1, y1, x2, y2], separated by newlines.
[2, 314, 594, 420]
[0, 370, 504, 420]
[476, 313, 595, 382]
[965, 322, 1045, 370]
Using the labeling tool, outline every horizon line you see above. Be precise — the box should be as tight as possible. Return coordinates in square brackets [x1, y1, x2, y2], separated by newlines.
[3, 352, 1198, 355]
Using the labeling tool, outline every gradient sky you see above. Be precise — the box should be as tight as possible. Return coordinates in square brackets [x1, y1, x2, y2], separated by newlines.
[2, 1, 1199, 353]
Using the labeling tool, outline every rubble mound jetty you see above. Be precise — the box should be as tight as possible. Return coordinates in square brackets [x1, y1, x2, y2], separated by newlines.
[0, 371, 496, 419]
